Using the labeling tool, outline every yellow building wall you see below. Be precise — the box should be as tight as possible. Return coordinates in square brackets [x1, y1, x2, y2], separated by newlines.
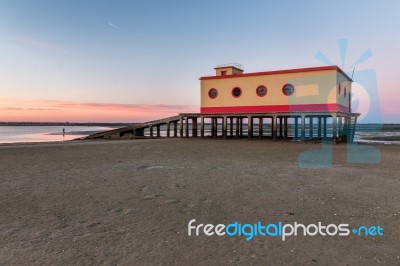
[201, 69, 339, 109]
[337, 72, 352, 110]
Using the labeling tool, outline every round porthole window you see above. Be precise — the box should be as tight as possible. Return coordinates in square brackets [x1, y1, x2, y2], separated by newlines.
[256, 85, 267, 97]
[208, 88, 218, 99]
[232, 87, 242, 98]
[282, 84, 295, 96]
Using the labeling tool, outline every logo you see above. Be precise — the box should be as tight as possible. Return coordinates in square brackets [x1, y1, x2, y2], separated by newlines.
[188, 219, 384, 241]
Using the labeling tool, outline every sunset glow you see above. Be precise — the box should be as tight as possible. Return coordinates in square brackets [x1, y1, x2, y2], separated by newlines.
[0, 1, 399, 123]
[0, 98, 198, 122]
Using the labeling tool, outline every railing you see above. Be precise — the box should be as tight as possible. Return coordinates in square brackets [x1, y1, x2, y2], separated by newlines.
[215, 63, 243, 70]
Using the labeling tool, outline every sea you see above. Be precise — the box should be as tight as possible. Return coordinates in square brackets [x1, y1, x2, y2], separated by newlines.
[0, 124, 399, 145]
[0, 125, 116, 144]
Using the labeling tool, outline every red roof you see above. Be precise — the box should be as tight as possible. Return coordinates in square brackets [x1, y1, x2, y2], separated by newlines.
[200, 65, 353, 81]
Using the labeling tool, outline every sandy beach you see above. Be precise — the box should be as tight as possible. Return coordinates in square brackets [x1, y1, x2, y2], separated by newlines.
[0, 138, 399, 265]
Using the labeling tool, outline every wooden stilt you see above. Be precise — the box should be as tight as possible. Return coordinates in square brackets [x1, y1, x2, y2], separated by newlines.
[156, 125, 161, 137]
[235, 117, 239, 138]
[332, 115, 337, 138]
[229, 117, 233, 137]
[211, 118, 215, 138]
[272, 116, 277, 140]
[223, 116, 227, 138]
[180, 117, 184, 137]
[192, 118, 197, 137]
[318, 117, 322, 138]
[201, 117, 204, 138]
[239, 118, 243, 137]
[248, 116, 253, 139]
[174, 121, 178, 137]
[284, 117, 288, 139]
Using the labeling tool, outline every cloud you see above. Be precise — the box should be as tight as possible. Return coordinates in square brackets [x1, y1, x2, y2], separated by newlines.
[108, 22, 120, 29]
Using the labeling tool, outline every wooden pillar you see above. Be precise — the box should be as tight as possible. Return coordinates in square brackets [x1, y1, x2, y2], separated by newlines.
[214, 117, 218, 137]
[248, 116, 253, 139]
[222, 116, 227, 138]
[279, 117, 283, 138]
[211, 118, 215, 137]
[235, 117, 239, 138]
[167, 122, 171, 137]
[156, 125, 161, 137]
[150, 126, 154, 138]
[185, 117, 189, 137]
[229, 117, 233, 137]
[332, 115, 337, 138]
[323, 117, 327, 138]
[239, 118, 243, 137]
[192, 118, 197, 137]
[179, 117, 184, 137]
[272, 116, 277, 140]
[309, 117, 313, 138]
[338, 115, 342, 136]
[346, 115, 351, 139]
[259, 118, 263, 139]
[294, 117, 299, 139]
[284, 117, 288, 139]
[301, 115, 305, 140]
[200, 117, 205, 138]
[317, 117, 322, 138]
[173, 121, 178, 137]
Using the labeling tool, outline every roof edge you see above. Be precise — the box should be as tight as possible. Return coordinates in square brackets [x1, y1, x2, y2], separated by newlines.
[200, 65, 353, 81]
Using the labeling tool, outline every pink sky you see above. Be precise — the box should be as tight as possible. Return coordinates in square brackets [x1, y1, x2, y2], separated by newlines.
[0, 98, 198, 123]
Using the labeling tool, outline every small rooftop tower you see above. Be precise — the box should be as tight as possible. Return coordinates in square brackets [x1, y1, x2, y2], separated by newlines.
[214, 63, 244, 76]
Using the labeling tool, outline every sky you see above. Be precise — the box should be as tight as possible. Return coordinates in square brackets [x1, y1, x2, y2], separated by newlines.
[0, 0, 399, 123]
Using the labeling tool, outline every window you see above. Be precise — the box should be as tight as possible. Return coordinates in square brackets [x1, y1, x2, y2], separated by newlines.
[282, 84, 294, 96]
[338, 84, 341, 95]
[256, 85, 267, 97]
[344, 87, 347, 97]
[208, 88, 218, 99]
[221, 71, 227, 76]
[232, 87, 242, 98]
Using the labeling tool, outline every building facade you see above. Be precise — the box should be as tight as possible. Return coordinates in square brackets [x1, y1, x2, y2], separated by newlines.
[200, 65, 352, 114]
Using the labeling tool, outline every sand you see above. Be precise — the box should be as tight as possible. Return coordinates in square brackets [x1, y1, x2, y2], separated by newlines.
[0, 138, 399, 265]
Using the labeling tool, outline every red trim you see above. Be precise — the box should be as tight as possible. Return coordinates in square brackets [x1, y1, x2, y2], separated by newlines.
[200, 65, 353, 82]
[231, 87, 242, 98]
[208, 88, 218, 99]
[201, 104, 350, 113]
[282, 84, 294, 96]
[256, 85, 267, 97]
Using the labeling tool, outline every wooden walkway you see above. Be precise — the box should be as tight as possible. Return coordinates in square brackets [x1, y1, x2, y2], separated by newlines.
[84, 112, 359, 142]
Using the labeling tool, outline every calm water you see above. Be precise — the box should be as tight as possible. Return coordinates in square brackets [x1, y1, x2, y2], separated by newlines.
[0, 126, 114, 144]
[0, 124, 399, 145]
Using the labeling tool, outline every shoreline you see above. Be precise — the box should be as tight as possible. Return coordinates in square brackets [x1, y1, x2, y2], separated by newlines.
[1, 137, 399, 147]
